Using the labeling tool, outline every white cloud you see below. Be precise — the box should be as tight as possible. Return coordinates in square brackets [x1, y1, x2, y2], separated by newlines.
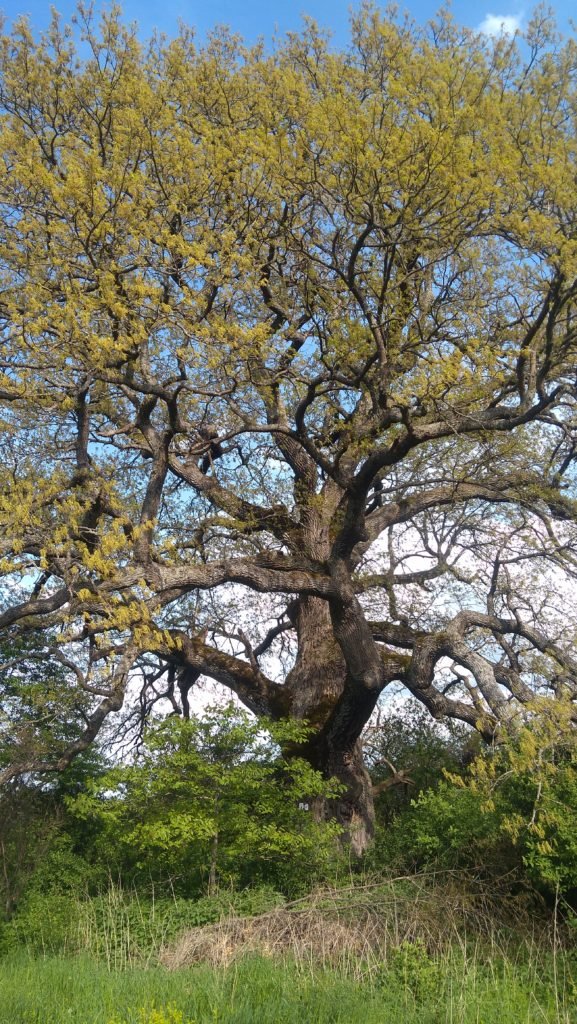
[478, 13, 522, 36]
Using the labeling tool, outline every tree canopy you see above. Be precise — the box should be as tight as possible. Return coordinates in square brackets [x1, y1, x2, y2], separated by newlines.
[1, 6, 577, 850]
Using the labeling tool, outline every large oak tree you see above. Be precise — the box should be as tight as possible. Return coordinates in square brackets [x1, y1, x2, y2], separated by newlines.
[1, 7, 577, 851]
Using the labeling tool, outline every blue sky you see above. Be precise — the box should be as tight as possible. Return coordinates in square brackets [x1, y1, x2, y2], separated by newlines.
[1, 0, 575, 47]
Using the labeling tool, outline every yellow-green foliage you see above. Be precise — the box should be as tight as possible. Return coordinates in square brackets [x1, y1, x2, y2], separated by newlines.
[379, 702, 577, 894]
[1, 6, 576, 623]
[462, 703, 577, 891]
[108, 1008, 193, 1024]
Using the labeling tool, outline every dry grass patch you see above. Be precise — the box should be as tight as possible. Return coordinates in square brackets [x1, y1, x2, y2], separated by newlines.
[160, 874, 547, 976]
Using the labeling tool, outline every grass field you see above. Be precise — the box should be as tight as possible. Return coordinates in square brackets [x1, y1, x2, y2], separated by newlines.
[0, 948, 575, 1024]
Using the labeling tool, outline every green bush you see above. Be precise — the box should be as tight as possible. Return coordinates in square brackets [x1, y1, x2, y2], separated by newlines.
[68, 706, 343, 897]
[373, 707, 577, 900]
[5, 890, 81, 956]
[367, 698, 475, 825]
[373, 779, 515, 876]
[2, 835, 107, 955]
[386, 939, 440, 1006]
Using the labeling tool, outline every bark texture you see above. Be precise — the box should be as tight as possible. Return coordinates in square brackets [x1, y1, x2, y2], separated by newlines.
[282, 597, 378, 853]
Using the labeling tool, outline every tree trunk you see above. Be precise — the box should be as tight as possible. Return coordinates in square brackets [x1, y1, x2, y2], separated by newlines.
[282, 596, 377, 856]
[319, 737, 375, 857]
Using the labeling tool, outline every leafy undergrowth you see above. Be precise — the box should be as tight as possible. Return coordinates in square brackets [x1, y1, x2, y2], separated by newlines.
[0, 946, 575, 1024]
[0, 883, 287, 965]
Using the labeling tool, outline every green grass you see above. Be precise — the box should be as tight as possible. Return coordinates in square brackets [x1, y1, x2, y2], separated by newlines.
[0, 949, 575, 1024]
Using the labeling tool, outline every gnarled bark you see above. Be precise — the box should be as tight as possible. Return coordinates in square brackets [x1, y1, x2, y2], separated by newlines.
[279, 597, 379, 854]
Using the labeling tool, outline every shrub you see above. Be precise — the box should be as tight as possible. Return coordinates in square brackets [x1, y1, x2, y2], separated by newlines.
[68, 707, 343, 897]
[374, 704, 577, 900]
